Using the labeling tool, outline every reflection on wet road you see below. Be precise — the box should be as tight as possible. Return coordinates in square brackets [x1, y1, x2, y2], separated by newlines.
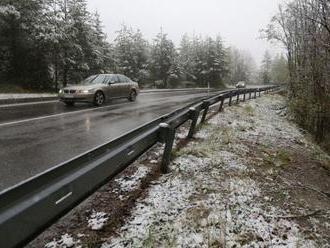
[0, 90, 223, 191]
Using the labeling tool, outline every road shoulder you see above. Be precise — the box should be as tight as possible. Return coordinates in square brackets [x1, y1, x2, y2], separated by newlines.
[0, 94, 57, 105]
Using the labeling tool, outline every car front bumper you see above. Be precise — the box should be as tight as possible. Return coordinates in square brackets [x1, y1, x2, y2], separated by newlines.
[59, 93, 94, 103]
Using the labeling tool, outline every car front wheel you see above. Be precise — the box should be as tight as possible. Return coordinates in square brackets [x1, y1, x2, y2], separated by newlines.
[128, 90, 137, 102]
[94, 91, 105, 106]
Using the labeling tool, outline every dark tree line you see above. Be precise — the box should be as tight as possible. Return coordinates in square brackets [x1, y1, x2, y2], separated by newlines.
[0, 0, 231, 91]
[0, 0, 111, 91]
[264, 0, 330, 147]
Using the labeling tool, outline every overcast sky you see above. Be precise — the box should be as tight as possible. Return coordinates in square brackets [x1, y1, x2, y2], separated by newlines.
[87, 0, 285, 65]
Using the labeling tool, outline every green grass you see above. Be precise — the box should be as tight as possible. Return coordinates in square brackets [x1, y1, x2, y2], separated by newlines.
[261, 148, 292, 169]
[83, 234, 102, 248]
[243, 105, 255, 116]
[142, 226, 177, 247]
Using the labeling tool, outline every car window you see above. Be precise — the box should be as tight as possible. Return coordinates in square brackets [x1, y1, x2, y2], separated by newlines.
[106, 75, 119, 84]
[117, 75, 127, 83]
[82, 74, 109, 85]
[123, 75, 132, 82]
[119, 75, 133, 83]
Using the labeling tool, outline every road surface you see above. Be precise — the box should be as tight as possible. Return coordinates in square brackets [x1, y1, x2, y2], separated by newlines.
[0, 89, 222, 191]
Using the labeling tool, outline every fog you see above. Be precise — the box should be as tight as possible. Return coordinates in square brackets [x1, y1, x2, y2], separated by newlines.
[87, 0, 285, 65]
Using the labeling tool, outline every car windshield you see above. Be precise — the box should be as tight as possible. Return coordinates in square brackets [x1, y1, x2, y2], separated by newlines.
[80, 75, 107, 85]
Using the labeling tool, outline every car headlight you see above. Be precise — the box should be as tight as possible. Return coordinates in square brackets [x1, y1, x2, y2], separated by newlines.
[59, 89, 63, 94]
[76, 89, 90, 94]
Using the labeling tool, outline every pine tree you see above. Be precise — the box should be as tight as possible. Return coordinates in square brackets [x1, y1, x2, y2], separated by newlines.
[270, 54, 289, 84]
[178, 34, 194, 81]
[88, 11, 112, 74]
[261, 50, 272, 84]
[113, 25, 148, 81]
[227, 47, 255, 84]
[149, 30, 178, 88]
[0, 0, 52, 89]
[179, 34, 227, 87]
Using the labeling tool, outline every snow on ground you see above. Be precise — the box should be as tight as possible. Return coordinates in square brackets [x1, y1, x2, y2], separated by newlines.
[114, 165, 150, 192]
[87, 211, 109, 231]
[45, 233, 80, 248]
[194, 127, 210, 140]
[0, 93, 56, 99]
[101, 94, 325, 248]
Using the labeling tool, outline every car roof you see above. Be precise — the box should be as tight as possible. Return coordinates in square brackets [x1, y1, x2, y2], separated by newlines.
[96, 74, 115, 76]
[95, 73, 126, 77]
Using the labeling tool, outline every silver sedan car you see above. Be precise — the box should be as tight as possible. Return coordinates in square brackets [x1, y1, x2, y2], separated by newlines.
[58, 74, 139, 106]
[235, 81, 246, 88]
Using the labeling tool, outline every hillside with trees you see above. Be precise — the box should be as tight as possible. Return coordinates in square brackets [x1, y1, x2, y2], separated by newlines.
[1, 0, 285, 92]
[264, 0, 330, 150]
[0, 0, 232, 91]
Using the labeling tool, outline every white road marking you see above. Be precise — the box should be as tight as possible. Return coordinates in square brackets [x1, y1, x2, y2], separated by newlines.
[127, 150, 135, 156]
[55, 192, 73, 205]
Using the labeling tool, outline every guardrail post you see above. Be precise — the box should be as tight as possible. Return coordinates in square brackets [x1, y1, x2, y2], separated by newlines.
[236, 91, 240, 104]
[218, 97, 224, 112]
[254, 90, 257, 99]
[258, 89, 261, 97]
[249, 91, 252, 100]
[243, 91, 246, 102]
[201, 100, 210, 123]
[188, 107, 199, 138]
[159, 123, 175, 174]
[229, 92, 232, 106]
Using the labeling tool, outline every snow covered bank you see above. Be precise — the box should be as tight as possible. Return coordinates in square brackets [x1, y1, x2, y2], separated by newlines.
[0, 94, 57, 100]
[100, 94, 329, 248]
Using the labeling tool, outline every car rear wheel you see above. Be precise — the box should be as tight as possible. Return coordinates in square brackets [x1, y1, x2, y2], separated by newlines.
[64, 101, 75, 106]
[94, 91, 105, 106]
[128, 90, 137, 102]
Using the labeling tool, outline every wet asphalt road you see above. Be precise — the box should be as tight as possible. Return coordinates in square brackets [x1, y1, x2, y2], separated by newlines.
[0, 90, 222, 191]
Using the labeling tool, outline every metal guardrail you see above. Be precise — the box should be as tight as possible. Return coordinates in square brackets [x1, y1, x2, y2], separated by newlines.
[0, 86, 278, 248]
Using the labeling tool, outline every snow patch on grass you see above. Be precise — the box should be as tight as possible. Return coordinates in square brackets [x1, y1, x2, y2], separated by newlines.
[103, 175, 195, 247]
[217, 150, 247, 171]
[44, 234, 80, 248]
[171, 154, 211, 173]
[194, 128, 210, 139]
[114, 166, 150, 192]
[87, 211, 109, 231]
[101, 94, 318, 248]
[0, 93, 56, 99]
[176, 126, 189, 140]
